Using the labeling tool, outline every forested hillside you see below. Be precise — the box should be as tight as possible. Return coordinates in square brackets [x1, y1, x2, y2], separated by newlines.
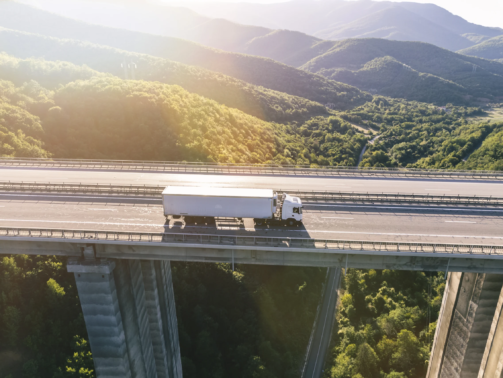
[0, 79, 50, 158]
[457, 128, 503, 170]
[0, 31, 329, 124]
[458, 35, 503, 60]
[0, 53, 109, 89]
[0, 255, 93, 377]
[337, 96, 503, 170]
[296, 39, 503, 105]
[325, 269, 444, 378]
[0, 2, 370, 111]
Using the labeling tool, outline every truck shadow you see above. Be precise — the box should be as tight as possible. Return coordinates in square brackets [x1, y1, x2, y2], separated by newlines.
[162, 217, 310, 239]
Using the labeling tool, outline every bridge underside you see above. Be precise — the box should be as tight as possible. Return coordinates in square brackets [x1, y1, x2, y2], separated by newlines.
[1, 239, 503, 273]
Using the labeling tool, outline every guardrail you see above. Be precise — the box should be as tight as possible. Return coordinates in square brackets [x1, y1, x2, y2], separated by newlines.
[0, 227, 502, 256]
[0, 182, 162, 196]
[285, 190, 503, 207]
[2, 182, 503, 207]
[1, 157, 503, 180]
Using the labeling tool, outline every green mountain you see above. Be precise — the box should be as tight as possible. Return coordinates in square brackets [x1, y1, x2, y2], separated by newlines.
[0, 30, 330, 124]
[0, 52, 110, 89]
[458, 35, 503, 60]
[0, 59, 368, 166]
[297, 39, 503, 105]
[238, 35, 503, 105]
[43, 77, 282, 162]
[0, 2, 370, 111]
[327, 56, 469, 105]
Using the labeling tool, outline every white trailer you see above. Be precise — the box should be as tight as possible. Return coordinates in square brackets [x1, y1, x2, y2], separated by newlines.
[162, 186, 303, 226]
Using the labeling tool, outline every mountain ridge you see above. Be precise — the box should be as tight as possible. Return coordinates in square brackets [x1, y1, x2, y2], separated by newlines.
[0, 1, 370, 110]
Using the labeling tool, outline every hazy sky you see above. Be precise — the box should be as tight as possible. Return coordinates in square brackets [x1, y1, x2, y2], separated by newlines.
[177, 0, 503, 29]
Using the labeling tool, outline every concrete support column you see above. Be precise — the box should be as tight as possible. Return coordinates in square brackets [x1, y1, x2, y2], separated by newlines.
[68, 259, 131, 378]
[154, 260, 183, 378]
[478, 283, 503, 378]
[68, 257, 182, 378]
[427, 272, 503, 378]
[141, 260, 171, 378]
[114, 260, 157, 378]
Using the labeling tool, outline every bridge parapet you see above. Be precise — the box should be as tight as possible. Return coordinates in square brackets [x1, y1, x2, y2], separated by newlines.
[1, 227, 503, 272]
[2, 157, 503, 180]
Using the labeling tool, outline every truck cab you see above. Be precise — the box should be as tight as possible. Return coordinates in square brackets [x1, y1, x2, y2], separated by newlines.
[281, 194, 303, 225]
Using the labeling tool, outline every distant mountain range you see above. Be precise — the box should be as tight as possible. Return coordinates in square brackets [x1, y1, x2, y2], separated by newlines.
[173, 0, 503, 52]
[4, 0, 503, 105]
[20, 0, 503, 53]
[0, 2, 370, 111]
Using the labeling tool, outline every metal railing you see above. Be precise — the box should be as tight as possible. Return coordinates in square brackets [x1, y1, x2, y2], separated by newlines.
[0, 182, 162, 196]
[1, 157, 503, 179]
[284, 190, 503, 207]
[0, 227, 502, 256]
[1, 182, 503, 207]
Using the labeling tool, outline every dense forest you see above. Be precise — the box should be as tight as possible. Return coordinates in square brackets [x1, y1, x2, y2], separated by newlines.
[325, 270, 445, 378]
[0, 255, 93, 377]
[336, 96, 503, 169]
[0, 34, 330, 124]
[174, 263, 326, 378]
[0, 62, 369, 166]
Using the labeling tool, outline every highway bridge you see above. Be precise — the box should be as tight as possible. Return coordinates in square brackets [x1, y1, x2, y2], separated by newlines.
[1, 158, 503, 378]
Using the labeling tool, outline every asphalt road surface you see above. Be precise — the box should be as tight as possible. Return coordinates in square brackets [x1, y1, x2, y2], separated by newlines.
[303, 268, 342, 378]
[1, 167, 503, 196]
[1, 196, 503, 244]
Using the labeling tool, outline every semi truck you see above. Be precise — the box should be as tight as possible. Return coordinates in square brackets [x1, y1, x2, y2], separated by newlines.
[162, 186, 303, 226]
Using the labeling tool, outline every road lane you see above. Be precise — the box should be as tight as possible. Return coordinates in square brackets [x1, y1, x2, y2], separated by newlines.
[1, 199, 503, 244]
[1, 168, 503, 196]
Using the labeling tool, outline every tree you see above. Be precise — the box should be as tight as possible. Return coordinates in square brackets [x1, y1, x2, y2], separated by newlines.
[354, 343, 380, 378]
[53, 336, 94, 378]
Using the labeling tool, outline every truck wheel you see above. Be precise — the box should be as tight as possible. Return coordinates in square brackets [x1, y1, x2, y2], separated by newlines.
[287, 219, 296, 227]
[254, 219, 263, 226]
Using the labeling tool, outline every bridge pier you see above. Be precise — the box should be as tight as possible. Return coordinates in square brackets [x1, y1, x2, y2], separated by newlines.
[68, 256, 182, 378]
[427, 272, 503, 378]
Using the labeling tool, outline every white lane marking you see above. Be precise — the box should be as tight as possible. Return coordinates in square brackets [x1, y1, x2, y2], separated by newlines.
[445, 221, 477, 224]
[87, 208, 118, 211]
[307, 204, 503, 212]
[0, 194, 158, 201]
[0, 219, 501, 240]
[0, 219, 160, 226]
[322, 217, 354, 219]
